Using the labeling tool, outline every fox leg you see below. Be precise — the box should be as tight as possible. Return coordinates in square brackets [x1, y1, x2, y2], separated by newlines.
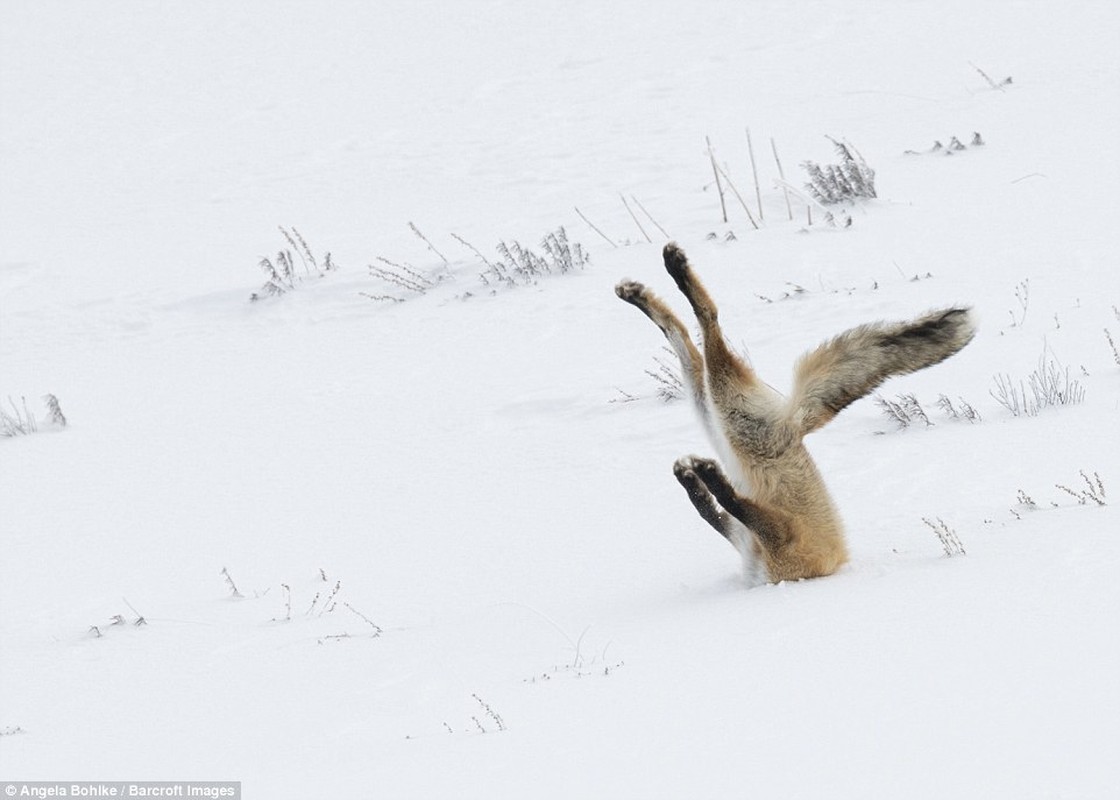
[672, 458, 732, 539]
[661, 243, 794, 461]
[615, 279, 708, 415]
[676, 456, 794, 553]
[661, 243, 761, 401]
[673, 456, 772, 586]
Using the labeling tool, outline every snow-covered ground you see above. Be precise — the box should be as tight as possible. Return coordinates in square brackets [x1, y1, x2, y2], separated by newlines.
[3, 2, 1119, 797]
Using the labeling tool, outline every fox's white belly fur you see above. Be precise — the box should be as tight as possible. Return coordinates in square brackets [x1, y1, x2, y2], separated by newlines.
[700, 391, 771, 587]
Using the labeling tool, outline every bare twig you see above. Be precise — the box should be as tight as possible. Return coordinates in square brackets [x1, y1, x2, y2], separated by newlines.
[319, 580, 342, 615]
[369, 257, 433, 294]
[291, 227, 319, 272]
[746, 128, 763, 222]
[969, 61, 1010, 91]
[408, 222, 449, 264]
[714, 163, 760, 230]
[608, 388, 639, 404]
[343, 602, 383, 637]
[771, 138, 793, 221]
[706, 136, 728, 223]
[620, 194, 651, 243]
[629, 196, 670, 239]
[122, 597, 147, 626]
[574, 207, 618, 248]
[279, 226, 312, 275]
[451, 233, 498, 269]
[275, 584, 291, 622]
[220, 567, 243, 599]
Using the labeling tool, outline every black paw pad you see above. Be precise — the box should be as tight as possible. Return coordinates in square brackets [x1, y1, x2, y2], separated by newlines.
[690, 458, 722, 483]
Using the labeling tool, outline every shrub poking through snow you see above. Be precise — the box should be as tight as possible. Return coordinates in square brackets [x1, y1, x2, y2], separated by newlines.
[1016, 489, 1039, 511]
[922, 516, 966, 557]
[3, 396, 38, 437]
[1105, 328, 1120, 366]
[875, 392, 979, 430]
[250, 226, 337, 301]
[88, 599, 146, 639]
[904, 131, 986, 156]
[366, 257, 438, 301]
[935, 394, 981, 423]
[220, 566, 244, 598]
[44, 394, 67, 428]
[645, 348, 684, 402]
[1056, 471, 1107, 507]
[366, 226, 588, 302]
[802, 137, 876, 204]
[1011, 472, 1107, 518]
[1007, 279, 1030, 328]
[482, 227, 587, 288]
[471, 694, 506, 732]
[990, 354, 1085, 417]
[875, 393, 930, 429]
[1, 394, 67, 438]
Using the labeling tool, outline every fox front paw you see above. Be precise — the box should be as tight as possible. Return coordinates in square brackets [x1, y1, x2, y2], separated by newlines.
[673, 457, 708, 496]
[614, 280, 649, 306]
[672, 457, 697, 483]
[674, 455, 718, 482]
[683, 456, 725, 488]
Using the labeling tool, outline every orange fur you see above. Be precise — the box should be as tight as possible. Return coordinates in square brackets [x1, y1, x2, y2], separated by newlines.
[617, 244, 975, 584]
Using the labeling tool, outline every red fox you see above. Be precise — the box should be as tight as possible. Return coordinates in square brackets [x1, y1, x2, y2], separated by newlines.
[616, 243, 976, 585]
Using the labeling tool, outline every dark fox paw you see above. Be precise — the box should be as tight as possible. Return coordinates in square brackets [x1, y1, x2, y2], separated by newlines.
[674, 455, 718, 480]
[614, 280, 649, 307]
[662, 242, 691, 286]
[673, 457, 706, 495]
[673, 457, 697, 482]
[682, 456, 725, 488]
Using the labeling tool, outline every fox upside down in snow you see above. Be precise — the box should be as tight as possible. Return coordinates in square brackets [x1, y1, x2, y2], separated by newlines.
[616, 243, 975, 586]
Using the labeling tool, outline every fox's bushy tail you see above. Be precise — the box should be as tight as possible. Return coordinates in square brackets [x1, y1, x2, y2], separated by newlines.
[789, 307, 976, 434]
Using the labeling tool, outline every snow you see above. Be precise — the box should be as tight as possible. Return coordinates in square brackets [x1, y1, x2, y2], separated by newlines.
[2, 1, 1119, 797]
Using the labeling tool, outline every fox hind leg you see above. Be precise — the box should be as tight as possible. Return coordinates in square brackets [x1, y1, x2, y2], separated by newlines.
[673, 456, 770, 585]
[661, 243, 794, 463]
[678, 456, 794, 552]
[661, 243, 760, 400]
[672, 458, 733, 540]
[662, 242, 720, 325]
